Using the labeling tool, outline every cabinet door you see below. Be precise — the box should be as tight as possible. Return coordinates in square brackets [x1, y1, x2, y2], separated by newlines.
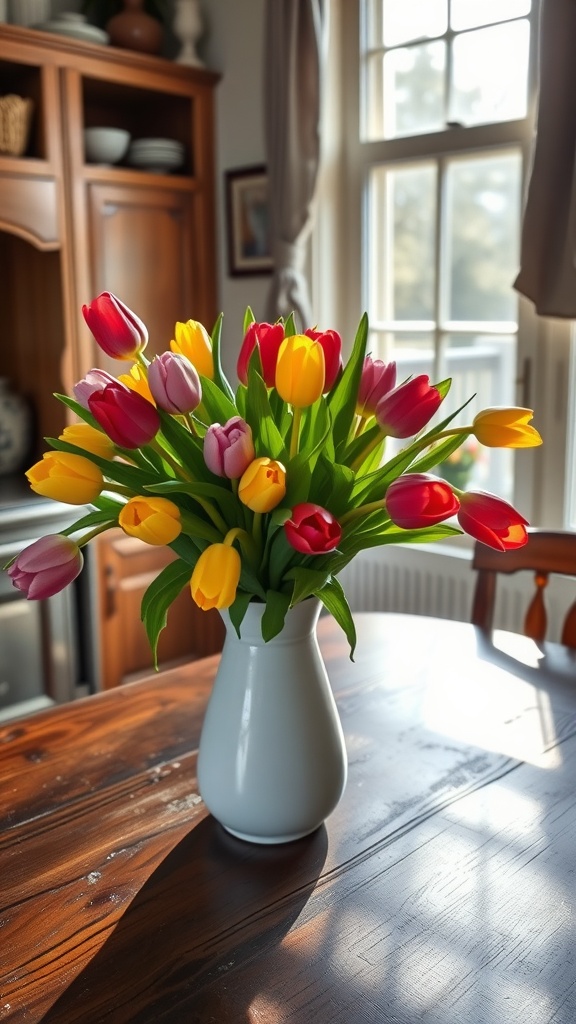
[87, 182, 204, 362]
[95, 530, 224, 690]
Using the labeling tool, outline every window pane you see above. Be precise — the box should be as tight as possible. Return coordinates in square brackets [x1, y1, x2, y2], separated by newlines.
[441, 334, 516, 500]
[369, 164, 437, 321]
[450, 21, 530, 125]
[381, 41, 445, 139]
[444, 153, 521, 322]
[380, 0, 447, 46]
[451, 0, 531, 32]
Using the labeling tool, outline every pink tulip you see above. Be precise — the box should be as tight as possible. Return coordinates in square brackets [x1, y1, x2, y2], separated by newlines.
[457, 491, 529, 551]
[376, 375, 442, 438]
[148, 352, 202, 414]
[8, 535, 83, 600]
[82, 291, 148, 361]
[237, 322, 285, 387]
[304, 328, 343, 391]
[88, 382, 160, 448]
[357, 357, 397, 416]
[284, 503, 342, 554]
[204, 416, 255, 478]
[385, 473, 459, 529]
[73, 369, 118, 410]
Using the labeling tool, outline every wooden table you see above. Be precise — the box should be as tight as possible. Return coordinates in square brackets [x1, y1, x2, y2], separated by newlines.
[1, 613, 576, 1024]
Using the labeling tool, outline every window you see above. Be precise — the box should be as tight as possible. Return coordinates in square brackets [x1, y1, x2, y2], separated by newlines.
[320, 0, 574, 528]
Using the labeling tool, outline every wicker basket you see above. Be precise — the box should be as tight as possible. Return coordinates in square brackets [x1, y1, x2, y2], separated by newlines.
[0, 95, 34, 158]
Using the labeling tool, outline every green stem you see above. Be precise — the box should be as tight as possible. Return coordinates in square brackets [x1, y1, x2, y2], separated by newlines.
[193, 495, 229, 535]
[350, 431, 383, 473]
[77, 522, 116, 547]
[340, 498, 386, 525]
[290, 406, 302, 460]
[151, 439, 192, 481]
[103, 483, 133, 498]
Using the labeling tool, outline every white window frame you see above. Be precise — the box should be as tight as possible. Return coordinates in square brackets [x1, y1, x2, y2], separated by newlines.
[313, 0, 573, 531]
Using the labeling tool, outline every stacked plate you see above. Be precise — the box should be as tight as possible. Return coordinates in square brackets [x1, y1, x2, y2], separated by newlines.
[127, 138, 185, 174]
[36, 13, 110, 46]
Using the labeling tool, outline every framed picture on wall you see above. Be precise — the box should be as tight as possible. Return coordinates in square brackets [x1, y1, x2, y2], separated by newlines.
[225, 165, 273, 276]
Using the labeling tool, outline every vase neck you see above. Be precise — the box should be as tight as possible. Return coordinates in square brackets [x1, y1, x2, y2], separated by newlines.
[221, 599, 321, 645]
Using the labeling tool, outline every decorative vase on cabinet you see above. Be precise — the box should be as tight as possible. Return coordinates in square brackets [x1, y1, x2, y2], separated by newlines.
[106, 0, 163, 55]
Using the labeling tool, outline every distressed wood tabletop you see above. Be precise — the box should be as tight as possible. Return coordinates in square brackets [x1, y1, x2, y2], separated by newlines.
[1, 613, 575, 1024]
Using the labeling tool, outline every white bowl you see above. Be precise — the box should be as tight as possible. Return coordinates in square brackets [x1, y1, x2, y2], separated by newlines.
[84, 127, 131, 165]
[127, 148, 184, 173]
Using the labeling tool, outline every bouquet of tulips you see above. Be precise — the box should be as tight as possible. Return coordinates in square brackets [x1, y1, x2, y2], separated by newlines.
[6, 293, 542, 658]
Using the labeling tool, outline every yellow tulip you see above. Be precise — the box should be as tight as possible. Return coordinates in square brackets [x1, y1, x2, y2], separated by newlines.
[59, 422, 116, 460]
[238, 457, 286, 513]
[118, 496, 182, 545]
[118, 363, 156, 405]
[472, 407, 543, 448]
[171, 319, 214, 379]
[190, 542, 241, 610]
[26, 452, 103, 505]
[275, 334, 325, 407]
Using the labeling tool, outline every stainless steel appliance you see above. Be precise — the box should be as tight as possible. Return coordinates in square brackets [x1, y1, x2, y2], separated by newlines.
[0, 478, 88, 721]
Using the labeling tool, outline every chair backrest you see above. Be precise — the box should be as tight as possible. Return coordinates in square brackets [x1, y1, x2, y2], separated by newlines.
[471, 529, 576, 647]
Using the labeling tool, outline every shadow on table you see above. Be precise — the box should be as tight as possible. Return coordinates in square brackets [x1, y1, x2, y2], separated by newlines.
[43, 816, 328, 1024]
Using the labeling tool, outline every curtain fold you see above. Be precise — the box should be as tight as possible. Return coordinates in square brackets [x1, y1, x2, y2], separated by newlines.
[514, 0, 576, 318]
[264, 0, 326, 329]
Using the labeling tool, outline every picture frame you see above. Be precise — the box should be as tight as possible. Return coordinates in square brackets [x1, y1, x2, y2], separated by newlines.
[225, 165, 273, 277]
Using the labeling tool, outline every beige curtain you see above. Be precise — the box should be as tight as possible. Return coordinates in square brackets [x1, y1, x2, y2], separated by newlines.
[264, 0, 326, 329]
[514, 0, 576, 317]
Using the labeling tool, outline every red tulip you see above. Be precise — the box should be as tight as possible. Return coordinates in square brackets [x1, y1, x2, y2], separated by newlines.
[237, 321, 285, 386]
[357, 357, 397, 416]
[385, 473, 460, 529]
[8, 535, 83, 600]
[304, 328, 343, 391]
[375, 375, 443, 438]
[82, 292, 148, 361]
[88, 382, 160, 449]
[284, 502, 342, 555]
[457, 490, 529, 551]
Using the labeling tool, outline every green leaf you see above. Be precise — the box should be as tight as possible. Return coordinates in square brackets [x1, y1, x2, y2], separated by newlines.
[314, 576, 357, 660]
[243, 305, 256, 334]
[156, 411, 211, 481]
[228, 589, 254, 637]
[261, 589, 292, 641]
[60, 509, 117, 536]
[200, 375, 238, 425]
[211, 313, 236, 401]
[286, 565, 333, 605]
[141, 560, 192, 666]
[327, 313, 369, 454]
[47, 436, 158, 491]
[244, 362, 287, 460]
[411, 432, 471, 475]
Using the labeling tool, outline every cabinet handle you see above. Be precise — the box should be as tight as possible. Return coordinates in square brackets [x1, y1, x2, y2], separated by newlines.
[105, 565, 117, 618]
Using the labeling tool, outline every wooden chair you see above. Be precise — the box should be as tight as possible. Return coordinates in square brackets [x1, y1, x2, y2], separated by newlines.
[471, 529, 576, 647]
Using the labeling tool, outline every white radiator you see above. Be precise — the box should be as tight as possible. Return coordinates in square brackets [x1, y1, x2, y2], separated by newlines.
[339, 544, 574, 643]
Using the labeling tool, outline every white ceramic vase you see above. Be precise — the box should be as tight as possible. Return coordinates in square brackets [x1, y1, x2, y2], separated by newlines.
[197, 599, 347, 844]
[173, 0, 204, 66]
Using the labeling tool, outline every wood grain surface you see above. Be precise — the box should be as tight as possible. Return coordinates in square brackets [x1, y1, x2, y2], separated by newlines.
[1, 613, 575, 1024]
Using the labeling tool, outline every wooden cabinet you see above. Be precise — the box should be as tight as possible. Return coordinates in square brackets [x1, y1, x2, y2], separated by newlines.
[0, 24, 223, 689]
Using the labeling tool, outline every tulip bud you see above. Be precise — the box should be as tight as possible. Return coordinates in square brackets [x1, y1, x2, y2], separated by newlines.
[118, 496, 182, 546]
[275, 335, 325, 408]
[26, 451, 103, 505]
[304, 328, 343, 391]
[82, 292, 148, 361]
[284, 503, 342, 554]
[457, 490, 529, 551]
[238, 457, 286, 513]
[59, 422, 116, 460]
[190, 542, 241, 610]
[171, 319, 214, 380]
[73, 368, 118, 410]
[148, 352, 202, 414]
[118, 363, 156, 405]
[357, 357, 397, 417]
[385, 473, 460, 529]
[88, 382, 160, 449]
[204, 416, 255, 478]
[8, 535, 84, 600]
[237, 321, 285, 387]
[375, 375, 442, 438]
[472, 407, 542, 448]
